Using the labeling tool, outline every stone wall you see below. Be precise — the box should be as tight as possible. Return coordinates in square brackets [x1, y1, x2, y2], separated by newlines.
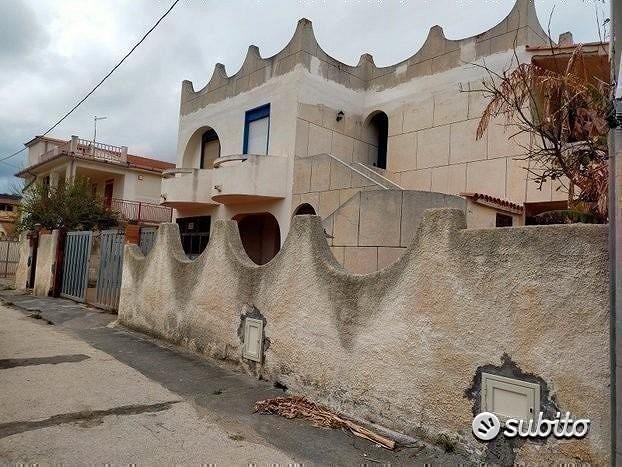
[322, 190, 466, 273]
[33, 230, 58, 297]
[118, 209, 609, 463]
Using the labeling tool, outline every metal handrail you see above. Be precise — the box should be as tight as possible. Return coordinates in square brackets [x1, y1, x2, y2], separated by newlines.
[353, 162, 404, 190]
[162, 168, 195, 178]
[109, 198, 173, 223]
[213, 154, 249, 168]
[321, 153, 390, 190]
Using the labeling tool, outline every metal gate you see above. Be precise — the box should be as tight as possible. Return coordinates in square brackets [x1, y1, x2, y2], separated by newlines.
[139, 227, 157, 255]
[95, 230, 125, 310]
[60, 231, 93, 301]
[0, 240, 20, 277]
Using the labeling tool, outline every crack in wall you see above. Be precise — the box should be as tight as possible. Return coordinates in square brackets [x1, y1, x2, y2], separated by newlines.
[0, 401, 181, 439]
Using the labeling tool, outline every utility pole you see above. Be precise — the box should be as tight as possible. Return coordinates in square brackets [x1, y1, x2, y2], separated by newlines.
[611, 0, 621, 462]
[93, 116, 107, 146]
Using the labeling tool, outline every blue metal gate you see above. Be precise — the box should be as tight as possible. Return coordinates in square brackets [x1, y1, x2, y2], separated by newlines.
[60, 231, 93, 302]
[95, 230, 125, 310]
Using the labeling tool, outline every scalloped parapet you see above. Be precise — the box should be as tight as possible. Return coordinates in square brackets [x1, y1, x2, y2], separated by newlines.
[117, 207, 608, 463]
[180, 0, 551, 115]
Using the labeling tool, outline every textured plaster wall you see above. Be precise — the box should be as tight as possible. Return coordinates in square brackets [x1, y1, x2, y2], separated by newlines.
[33, 230, 58, 297]
[119, 208, 609, 463]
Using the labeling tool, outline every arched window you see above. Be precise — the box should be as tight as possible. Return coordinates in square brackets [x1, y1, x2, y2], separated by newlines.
[201, 128, 220, 169]
[182, 126, 221, 169]
[366, 111, 388, 169]
[293, 203, 316, 216]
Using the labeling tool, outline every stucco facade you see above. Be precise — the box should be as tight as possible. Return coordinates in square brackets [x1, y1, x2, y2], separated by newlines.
[119, 209, 609, 463]
[18, 135, 174, 225]
[165, 0, 582, 270]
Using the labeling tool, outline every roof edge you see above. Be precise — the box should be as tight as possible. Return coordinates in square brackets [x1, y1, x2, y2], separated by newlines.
[182, 0, 552, 103]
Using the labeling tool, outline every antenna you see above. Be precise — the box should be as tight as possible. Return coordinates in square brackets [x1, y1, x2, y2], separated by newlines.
[93, 116, 108, 145]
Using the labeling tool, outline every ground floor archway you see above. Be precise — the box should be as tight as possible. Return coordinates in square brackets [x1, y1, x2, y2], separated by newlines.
[233, 212, 280, 265]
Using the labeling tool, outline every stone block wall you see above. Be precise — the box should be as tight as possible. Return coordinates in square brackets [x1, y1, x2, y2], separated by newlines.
[119, 209, 609, 463]
[322, 190, 466, 273]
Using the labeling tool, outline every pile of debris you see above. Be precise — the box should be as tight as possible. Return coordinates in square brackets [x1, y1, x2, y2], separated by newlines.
[254, 395, 395, 450]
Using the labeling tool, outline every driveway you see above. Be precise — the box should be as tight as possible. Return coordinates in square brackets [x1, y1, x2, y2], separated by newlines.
[0, 291, 469, 464]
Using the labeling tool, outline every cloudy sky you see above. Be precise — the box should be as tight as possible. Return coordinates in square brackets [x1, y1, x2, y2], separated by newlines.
[0, 0, 610, 193]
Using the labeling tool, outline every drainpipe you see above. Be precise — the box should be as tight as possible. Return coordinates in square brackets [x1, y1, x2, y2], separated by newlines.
[610, 0, 621, 462]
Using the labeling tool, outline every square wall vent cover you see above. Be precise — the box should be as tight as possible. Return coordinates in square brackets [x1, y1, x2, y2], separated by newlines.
[481, 373, 540, 422]
[243, 317, 263, 363]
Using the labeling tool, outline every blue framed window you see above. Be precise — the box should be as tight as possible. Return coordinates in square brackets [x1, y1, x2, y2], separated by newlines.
[243, 104, 270, 155]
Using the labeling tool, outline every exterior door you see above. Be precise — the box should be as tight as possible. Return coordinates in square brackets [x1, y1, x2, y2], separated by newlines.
[104, 180, 114, 208]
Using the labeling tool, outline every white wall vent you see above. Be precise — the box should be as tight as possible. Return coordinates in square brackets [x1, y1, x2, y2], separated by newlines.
[243, 317, 263, 362]
[481, 373, 540, 422]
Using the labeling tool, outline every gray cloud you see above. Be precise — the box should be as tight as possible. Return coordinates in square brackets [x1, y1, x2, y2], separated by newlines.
[0, 0, 48, 64]
[0, 0, 610, 193]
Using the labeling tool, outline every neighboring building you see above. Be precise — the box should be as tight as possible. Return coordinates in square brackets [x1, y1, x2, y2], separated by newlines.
[161, 0, 608, 271]
[0, 194, 21, 239]
[17, 135, 175, 224]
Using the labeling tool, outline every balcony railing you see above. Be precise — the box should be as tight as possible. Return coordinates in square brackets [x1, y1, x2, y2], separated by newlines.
[40, 136, 128, 164]
[109, 198, 172, 224]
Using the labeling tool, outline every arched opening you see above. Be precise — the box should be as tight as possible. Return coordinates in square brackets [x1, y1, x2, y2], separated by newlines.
[176, 215, 211, 259]
[201, 128, 221, 168]
[182, 126, 221, 169]
[233, 212, 280, 265]
[366, 111, 388, 169]
[293, 203, 316, 216]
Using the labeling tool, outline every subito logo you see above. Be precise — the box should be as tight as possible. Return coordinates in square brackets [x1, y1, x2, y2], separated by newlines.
[472, 412, 501, 441]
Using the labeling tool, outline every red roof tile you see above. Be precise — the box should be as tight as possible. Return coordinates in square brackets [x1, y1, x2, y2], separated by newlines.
[460, 192, 524, 213]
[127, 154, 175, 172]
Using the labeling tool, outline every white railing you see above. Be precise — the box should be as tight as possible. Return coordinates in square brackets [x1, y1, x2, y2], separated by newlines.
[74, 137, 127, 163]
[40, 142, 70, 162]
[39, 136, 128, 164]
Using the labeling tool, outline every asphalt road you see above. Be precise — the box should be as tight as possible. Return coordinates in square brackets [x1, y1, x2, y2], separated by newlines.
[0, 291, 468, 464]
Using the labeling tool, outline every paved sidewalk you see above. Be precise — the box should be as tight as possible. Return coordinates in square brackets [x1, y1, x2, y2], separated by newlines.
[0, 291, 469, 464]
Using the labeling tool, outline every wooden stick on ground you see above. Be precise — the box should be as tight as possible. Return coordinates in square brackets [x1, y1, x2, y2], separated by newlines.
[254, 395, 396, 450]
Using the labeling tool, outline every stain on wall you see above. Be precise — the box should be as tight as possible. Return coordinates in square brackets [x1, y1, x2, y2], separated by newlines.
[118, 208, 609, 463]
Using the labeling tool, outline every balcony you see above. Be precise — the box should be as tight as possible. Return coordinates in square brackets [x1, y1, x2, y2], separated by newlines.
[110, 198, 172, 224]
[161, 168, 218, 208]
[161, 155, 289, 207]
[41, 136, 128, 164]
[211, 154, 289, 204]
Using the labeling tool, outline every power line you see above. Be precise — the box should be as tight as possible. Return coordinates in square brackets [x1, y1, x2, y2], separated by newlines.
[0, 0, 182, 165]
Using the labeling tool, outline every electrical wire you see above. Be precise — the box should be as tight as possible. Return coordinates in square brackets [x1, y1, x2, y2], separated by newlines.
[0, 0, 182, 165]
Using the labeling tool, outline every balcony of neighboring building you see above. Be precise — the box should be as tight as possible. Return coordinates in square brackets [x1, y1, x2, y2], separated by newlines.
[18, 135, 174, 181]
[37, 135, 128, 166]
